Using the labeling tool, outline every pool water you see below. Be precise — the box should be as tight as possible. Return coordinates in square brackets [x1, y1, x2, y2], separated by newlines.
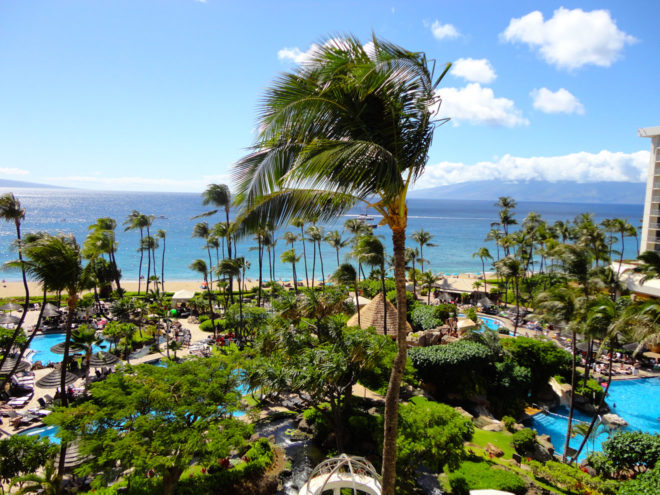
[529, 377, 660, 461]
[29, 333, 106, 366]
[18, 425, 60, 444]
[458, 314, 504, 332]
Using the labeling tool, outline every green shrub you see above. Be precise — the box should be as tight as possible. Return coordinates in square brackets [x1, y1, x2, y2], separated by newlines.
[452, 461, 527, 495]
[465, 307, 477, 323]
[447, 473, 469, 495]
[199, 319, 215, 332]
[602, 431, 660, 474]
[527, 460, 619, 495]
[498, 328, 510, 335]
[575, 378, 605, 404]
[411, 304, 442, 330]
[359, 278, 395, 298]
[618, 464, 660, 495]
[198, 315, 209, 323]
[502, 416, 516, 432]
[512, 428, 536, 454]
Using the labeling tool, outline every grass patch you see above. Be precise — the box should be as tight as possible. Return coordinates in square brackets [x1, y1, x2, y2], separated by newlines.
[470, 428, 516, 459]
[446, 460, 526, 495]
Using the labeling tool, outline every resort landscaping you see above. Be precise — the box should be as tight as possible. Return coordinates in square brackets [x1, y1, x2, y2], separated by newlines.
[1, 36, 659, 495]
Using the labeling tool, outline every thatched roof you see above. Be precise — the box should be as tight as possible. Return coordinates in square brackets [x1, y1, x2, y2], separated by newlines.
[346, 293, 412, 338]
[36, 370, 78, 388]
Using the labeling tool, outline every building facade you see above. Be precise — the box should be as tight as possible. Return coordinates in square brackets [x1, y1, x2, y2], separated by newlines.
[639, 126, 660, 254]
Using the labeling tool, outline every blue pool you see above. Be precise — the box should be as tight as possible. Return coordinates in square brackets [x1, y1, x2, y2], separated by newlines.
[458, 314, 504, 332]
[529, 378, 660, 460]
[18, 425, 60, 444]
[29, 333, 106, 366]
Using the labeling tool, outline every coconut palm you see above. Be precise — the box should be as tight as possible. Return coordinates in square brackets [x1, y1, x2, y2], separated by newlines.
[0, 193, 29, 374]
[10, 460, 61, 495]
[405, 247, 420, 297]
[280, 249, 301, 294]
[85, 217, 122, 293]
[472, 247, 493, 294]
[291, 218, 310, 287]
[155, 229, 166, 292]
[411, 229, 435, 272]
[71, 324, 104, 388]
[634, 250, 660, 283]
[123, 211, 151, 294]
[355, 234, 388, 333]
[200, 184, 233, 257]
[325, 230, 349, 268]
[419, 271, 439, 305]
[189, 259, 216, 337]
[333, 263, 361, 328]
[306, 225, 324, 288]
[494, 255, 522, 335]
[231, 35, 449, 491]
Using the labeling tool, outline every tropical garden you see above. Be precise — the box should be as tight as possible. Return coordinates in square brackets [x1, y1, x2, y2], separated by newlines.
[1, 35, 659, 495]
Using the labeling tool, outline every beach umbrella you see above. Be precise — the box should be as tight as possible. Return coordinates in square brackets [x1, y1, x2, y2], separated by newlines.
[89, 351, 120, 367]
[0, 358, 31, 375]
[576, 342, 591, 352]
[643, 351, 660, 360]
[0, 313, 20, 325]
[0, 302, 22, 311]
[36, 370, 78, 388]
[42, 303, 61, 318]
[50, 342, 85, 354]
[622, 342, 645, 353]
[477, 296, 493, 307]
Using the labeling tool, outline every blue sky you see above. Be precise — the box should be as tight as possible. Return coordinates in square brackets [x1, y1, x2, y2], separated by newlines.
[0, 0, 658, 192]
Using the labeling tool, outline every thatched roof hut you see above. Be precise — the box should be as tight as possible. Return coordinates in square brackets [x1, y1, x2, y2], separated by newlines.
[346, 293, 412, 338]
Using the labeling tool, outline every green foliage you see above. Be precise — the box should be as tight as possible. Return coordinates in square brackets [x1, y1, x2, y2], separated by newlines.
[575, 378, 605, 405]
[602, 431, 660, 474]
[226, 303, 269, 334]
[449, 460, 527, 495]
[0, 435, 57, 487]
[358, 334, 416, 395]
[488, 361, 532, 417]
[199, 319, 215, 332]
[409, 340, 494, 398]
[0, 326, 26, 351]
[465, 307, 477, 323]
[586, 452, 615, 479]
[618, 464, 660, 495]
[502, 416, 516, 432]
[447, 473, 469, 495]
[502, 336, 571, 396]
[198, 314, 210, 323]
[46, 354, 251, 493]
[512, 428, 536, 454]
[359, 278, 395, 298]
[528, 460, 619, 495]
[397, 397, 473, 473]
[409, 303, 457, 331]
[301, 404, 332, 439]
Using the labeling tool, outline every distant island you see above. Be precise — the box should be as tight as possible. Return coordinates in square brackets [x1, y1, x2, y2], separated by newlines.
[0, 178, 68, 189]
[409, 180, 645, 204]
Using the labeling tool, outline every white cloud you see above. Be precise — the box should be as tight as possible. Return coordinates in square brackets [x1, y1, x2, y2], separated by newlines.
[0, 167, 29, 176]
[531, 87, 585, 115]
[451, 58, 496, 83]
[277, 46, 317, 65]
[430, 20, 460, 40]
[501, 7, 636, 70]
[420, 150, 649, 188]
[436, 83, 528, 127]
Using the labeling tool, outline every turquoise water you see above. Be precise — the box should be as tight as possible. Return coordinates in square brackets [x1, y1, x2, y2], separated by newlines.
[0, 190, 642, 282]
[480, 316, 502, 331]
[18, 424, 60, 444]
[529, 378, 660, 461]
[29, 333, 106, 366]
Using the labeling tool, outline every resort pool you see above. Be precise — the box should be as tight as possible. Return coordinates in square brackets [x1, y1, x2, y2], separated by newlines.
[18, 425, 60, 444]
[529, 377, 660, 461]
[458, 314, 505, 332]
[29, 333, 106, 366]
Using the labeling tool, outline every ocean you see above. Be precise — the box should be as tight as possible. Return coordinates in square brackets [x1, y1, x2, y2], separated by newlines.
[0, 188, 644, 283]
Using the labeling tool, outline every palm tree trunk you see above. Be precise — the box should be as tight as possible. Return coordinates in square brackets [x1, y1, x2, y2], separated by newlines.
[381, 228, 408, 495]
[257, 238, 263, 307]
[419, 244, 424, 272]
[336, 247, 340, 268]
[138, 228, 144, 294]
[318, 240, 325, 289]
[572, 345, 614, 463]
[513, 277, 520, 336]
[206, 279, 216, 340]
[300, 226, 309, 288]
[311, 242, 316, 288]
[161, 238, 166, 292]
[206, 246, 213, 291]
[562, 328, 577, 463]
[617, 232, 625, 277]
[481, 258, 487, 294]
[381, 260, 387, 336]
[238, 271, 244, 338]
[355, 283, 361, 328]
[292, 260, 298, 295]
[57, 292, 78, 476]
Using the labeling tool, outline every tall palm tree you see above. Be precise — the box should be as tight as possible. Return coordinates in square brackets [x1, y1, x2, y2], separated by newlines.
[86, 217, 122, 293]
[306, 225, 323, 288]
[71, 324, 103, 388]
[405, 247, 420, 297]
[0, 193, 29, 373]
[140, 235, 158, 293]
[356, 235, 387, 333]
[419, 271, 439, 304]
[280, 249, 301, 294]
[411, 229, 435, 272]
[494, 255, 521, 334]
[291, 218, 310, 287]
[333, 263, 360, 328]
[472, 247, 493, 294]
[200, 184, 233, 259]
[231, 35, 449, 491]
[123, 211, 150, 294]
[325, 230, 349, 268]
[192, 222, 213, 288]
[155, 229, 166, 292]
[189, 259, 216, 337]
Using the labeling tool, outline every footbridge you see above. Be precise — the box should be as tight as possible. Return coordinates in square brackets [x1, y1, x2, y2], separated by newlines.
[298, 454, 382, 495]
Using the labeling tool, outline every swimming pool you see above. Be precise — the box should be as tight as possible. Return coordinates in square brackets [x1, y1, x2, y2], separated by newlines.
[18, 425, 60, 444]
[29, 333, 106, 366]
[529, 377, 660, 461]
[458, 314, 504, 332]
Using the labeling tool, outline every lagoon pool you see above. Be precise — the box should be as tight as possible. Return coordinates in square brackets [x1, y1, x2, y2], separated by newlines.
[18, 425, 60, 444]
[529, 377, 660, 461]
[29, 333, 106, 366]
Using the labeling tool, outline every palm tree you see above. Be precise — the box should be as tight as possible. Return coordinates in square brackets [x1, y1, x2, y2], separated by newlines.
[494, 255, 522, 335]
[405, 247, 420, 297]
[634, 250, 660, 283]
[306, 225, 324, 288]
[155, 229, 166, 292]
[485, 227, 503, 261]
[280, 249, 301, 294]
[10, 460, 61, 495]
[291, 218, 310, 287]
[192, 221, 213, 286]
[333, 263, 360, 328]
[325, 230, 349, 268]
[231, 35, 449, 492]
[419, 271, 439, 304]
[189, 259, 216, 337]
[472, 247, 493, 294]
[411, 229, 435, 272]
[356, 235, 387, 333]
[86, 217, 122, 293]
[71, 324, 103, 388]
[200, 184, 233, 258]
[123, 211, 150, 294]
[140, 235, 158, 294]
[0, 193, 30, 374]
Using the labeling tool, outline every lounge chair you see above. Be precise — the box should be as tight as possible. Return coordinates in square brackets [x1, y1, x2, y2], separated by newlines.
[43, 394, 54, 405]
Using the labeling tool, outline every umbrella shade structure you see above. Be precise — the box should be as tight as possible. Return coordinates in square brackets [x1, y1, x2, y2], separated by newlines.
[50, 342, 85, 355]
[643, 351, 660, 360]
[0, 358, 31, 375]
[477, 297, 493, 307]
[437, 292, 452, 303]
[0, 302, 23, 311]
[622, 342, 646, 353]
[346, 293, 412, 337]
[89, 351, 120, 367]
[36, 370, 78, 388]
[576, 342, 591, 352]
[345, 295, 372, 309]
[42, 303, 61, 318]
[0, 313, 20, 325]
